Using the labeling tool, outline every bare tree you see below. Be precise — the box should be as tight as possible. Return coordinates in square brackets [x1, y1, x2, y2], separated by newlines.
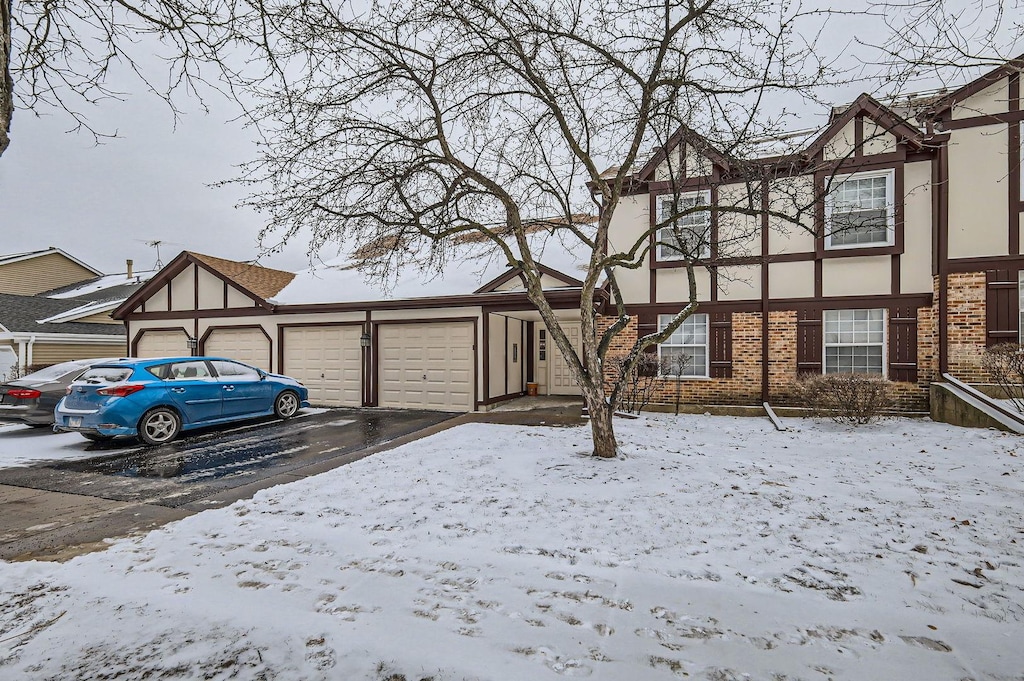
[1, 0, 240, 157]
[219, 0, 858, 458]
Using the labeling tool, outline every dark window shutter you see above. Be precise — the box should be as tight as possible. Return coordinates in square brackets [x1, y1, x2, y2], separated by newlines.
[986, 269, 1019, 347]
[796, 310, 822, 375]
[888, 305, 918, 383]
[709, 312, 732, 378]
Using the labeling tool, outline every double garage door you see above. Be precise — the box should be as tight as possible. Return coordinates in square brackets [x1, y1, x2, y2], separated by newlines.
[136, 323, 475, 411]
[281, 322, 474, 411]
[136, 328, 272, 372]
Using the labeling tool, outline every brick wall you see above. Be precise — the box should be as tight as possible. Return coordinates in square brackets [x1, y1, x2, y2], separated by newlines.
[599, 308, 932, 412]
[946, 271, 988, 382]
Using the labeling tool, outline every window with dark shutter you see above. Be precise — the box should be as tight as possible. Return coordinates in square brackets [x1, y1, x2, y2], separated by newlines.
[986, 269, 1019, 346]
[888, 305, 918, 382]
[796, 310, 823, 375]
[709, 312, 733, 378]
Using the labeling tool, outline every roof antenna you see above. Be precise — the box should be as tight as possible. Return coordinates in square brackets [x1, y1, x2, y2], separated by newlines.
[145, 240, 164, 270]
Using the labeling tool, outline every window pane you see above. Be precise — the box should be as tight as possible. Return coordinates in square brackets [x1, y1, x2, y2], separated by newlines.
[829, 173, 891, 246]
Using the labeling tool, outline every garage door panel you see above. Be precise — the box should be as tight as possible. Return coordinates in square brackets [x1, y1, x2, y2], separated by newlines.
[377, 322, 475, 411]
[137, 330, 189, 358]
[283, 326, 362, 407]
[204, 328, 271, 371]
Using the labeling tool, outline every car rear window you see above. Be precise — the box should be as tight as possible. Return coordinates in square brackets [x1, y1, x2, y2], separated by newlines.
[19, 360, 94, 382]
[76, 367, 134, 385]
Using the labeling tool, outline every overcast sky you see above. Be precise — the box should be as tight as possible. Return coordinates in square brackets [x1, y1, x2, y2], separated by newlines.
[0, 3, 1016, 279]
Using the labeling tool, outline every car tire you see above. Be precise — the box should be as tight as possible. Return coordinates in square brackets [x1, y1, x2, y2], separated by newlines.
[274, 390, 300, 419]
[138, 408, 181, 446]
[82, 433, 114, 442]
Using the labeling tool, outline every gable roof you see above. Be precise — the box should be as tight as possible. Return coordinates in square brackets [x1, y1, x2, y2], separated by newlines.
[637, 125, 732, 182]
[0, 247, 103, 276]
[112, 251, 296, 319]
[920, 54, 1024, 121]
[802, 93, 925, 159]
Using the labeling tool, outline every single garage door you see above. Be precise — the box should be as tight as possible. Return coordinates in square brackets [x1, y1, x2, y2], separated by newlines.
[378, 322, 474, 411]
[282, 326, 362, 406]
[136, 329, 190, 358]
[204, 327, 271, 371]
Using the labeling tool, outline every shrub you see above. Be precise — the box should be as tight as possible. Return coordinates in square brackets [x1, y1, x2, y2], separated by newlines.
[795, 373, 894, 425]
[615, 353, 659, 415]
[981, 343, 1024, 412]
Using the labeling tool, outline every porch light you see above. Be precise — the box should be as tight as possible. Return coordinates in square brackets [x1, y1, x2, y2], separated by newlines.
[186, 336, 198, 350]
[360, 332, 372, 348]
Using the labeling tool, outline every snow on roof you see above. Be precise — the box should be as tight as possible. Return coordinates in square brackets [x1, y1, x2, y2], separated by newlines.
[270, 231, 593, 306]
[45, 270, 158, 299]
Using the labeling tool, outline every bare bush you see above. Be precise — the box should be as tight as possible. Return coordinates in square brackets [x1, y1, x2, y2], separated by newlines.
[660, 352, 694, 416]
[981, 343, 1024, 413]
[615, 353, 659, 415]
[795, 374, 894, 425]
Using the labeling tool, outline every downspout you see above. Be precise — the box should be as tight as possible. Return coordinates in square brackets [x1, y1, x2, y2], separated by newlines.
[26, 334, 35, 370]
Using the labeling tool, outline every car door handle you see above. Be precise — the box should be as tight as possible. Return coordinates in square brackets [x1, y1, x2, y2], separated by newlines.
[223, 386, 235, 392]
[170, 387, 186, 394]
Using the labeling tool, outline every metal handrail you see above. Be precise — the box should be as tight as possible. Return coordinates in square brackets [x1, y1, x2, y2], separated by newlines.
[941, 373, 1024, 428]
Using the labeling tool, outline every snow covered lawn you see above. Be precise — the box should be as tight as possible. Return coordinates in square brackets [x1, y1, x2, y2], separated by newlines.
[1, 414, 1022, 680]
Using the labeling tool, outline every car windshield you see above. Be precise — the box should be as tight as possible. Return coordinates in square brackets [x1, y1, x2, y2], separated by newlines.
[19, 360, 97, 382]
[75, 367, 134, 385]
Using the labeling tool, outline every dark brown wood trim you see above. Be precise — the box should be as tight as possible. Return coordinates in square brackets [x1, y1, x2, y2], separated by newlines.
[1011, 73, 1022, 255]
[198, 324, 273, 369]
[504, 316, 509, 396]
[760, 180, 770, 403]
[363, 311, 371, 407]
[938, 108, 1024, 131]
[925, 58, 1024, 120]
[946, 254, 1024, 273]
[124, 308, 270, 321]
[277, 288, 590, 314]
[129, 326, 190, 357]
[938, 142, 950, 374]
[650, 243, 905, 270]
[223, 281, 229, 309]
[891, 255, 901, 296]
[166, 282, 172, 312]
[482, 313, 491, 402]
[854, 115, 864, 157]
[814, 259, 823, 299]
[193, 264, 200, 311]
[625, 292, 932, 317]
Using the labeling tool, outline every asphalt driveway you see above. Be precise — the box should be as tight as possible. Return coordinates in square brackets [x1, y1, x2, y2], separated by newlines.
[0, 408, 459, 561]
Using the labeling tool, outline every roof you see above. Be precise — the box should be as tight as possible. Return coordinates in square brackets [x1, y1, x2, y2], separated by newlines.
[43, 270, 158, 300]
[0, 293, 126, 335]
[270, 231, 594, 306]
[0, 247, 103, 276]
[919, 54, 1024, 120]
[187, 252, 295, 301]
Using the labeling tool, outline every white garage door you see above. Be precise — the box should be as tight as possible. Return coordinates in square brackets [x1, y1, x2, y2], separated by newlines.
[136, 329, 190, 358]
[378, 322, 474, 411]
[282, 326, 362, 407]
[204, 327, 271, 371]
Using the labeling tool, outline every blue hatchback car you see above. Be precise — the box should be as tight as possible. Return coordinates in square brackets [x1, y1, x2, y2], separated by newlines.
[54, 357, 310, 445]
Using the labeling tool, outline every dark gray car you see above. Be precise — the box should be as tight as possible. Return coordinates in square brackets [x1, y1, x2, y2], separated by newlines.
[0, 359, 125, 427]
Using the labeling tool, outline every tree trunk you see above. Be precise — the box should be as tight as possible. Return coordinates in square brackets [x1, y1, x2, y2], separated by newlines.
[580, 380, 617, 458]
[1, 0, 12, 157]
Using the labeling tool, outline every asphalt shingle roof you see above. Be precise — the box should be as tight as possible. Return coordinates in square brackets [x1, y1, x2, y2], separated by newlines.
[0, 294, 125, 335]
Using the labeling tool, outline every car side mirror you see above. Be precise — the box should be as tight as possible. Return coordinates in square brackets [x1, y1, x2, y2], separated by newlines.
[258, 370, 267, 381]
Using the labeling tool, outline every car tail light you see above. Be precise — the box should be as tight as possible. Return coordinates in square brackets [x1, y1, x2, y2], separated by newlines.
[7, 389, 41, 399]
[97, 384, 146, 397]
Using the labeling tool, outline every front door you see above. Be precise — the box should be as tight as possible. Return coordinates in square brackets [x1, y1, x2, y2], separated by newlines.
[548, 323, 582, 396]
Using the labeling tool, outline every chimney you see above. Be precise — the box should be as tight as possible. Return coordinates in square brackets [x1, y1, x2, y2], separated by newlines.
[126, 259, 134, 280]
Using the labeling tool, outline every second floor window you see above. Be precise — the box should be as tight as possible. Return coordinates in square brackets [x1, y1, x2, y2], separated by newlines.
[825, 170, 895, 249]
[657, 190, 712, 260]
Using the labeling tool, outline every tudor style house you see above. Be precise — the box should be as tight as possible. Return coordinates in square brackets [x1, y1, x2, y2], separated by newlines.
[598, 57, 1024, 412]
[112, 58, 1022, 413]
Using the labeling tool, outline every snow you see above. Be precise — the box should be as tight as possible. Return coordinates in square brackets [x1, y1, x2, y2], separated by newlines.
[271, 233, 592, 305]
[1, 413, 1022, 680]
[44, 271, 158, 300]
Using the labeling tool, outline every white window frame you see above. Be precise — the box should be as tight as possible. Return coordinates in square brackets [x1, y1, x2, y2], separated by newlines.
[657, 313, 709, 378]
[822, 308, 887, 376]
[824, 169, 896, 250]
[657, 190, 712, 261]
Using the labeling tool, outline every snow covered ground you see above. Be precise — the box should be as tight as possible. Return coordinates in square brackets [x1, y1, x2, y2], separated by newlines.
[0, 414, 1022, 680]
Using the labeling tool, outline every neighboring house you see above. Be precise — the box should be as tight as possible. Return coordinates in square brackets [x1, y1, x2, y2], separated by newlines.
[0, 252, 153, 375]
[112, 244, 590, 411]
[0, 247, 104, 296]
[112, 58, 1023, 413]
